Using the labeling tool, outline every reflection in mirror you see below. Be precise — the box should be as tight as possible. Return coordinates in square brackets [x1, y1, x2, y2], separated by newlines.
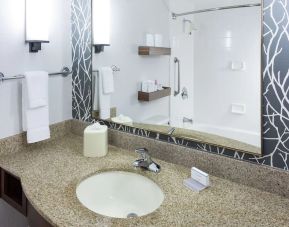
[92, 0, 262, 155]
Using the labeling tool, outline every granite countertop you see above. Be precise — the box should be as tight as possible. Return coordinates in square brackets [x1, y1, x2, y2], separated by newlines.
[0, 134, 289, 226]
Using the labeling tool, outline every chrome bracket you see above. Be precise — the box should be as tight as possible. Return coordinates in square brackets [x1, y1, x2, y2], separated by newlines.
[0, 72, 4, 83]
[61, 67, 72, 77]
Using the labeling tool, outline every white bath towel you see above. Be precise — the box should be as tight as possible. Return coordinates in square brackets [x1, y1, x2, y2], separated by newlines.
[99, 67, 114, 119]
[22, 71, 50, 143]
[25, 71, 48, 108]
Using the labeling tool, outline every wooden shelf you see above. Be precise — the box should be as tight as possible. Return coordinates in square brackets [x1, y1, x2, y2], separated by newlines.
[138, 87, 171, 102]
[138, 46, 171, 56]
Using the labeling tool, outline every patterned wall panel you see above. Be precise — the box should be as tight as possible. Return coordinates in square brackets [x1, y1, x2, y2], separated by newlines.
[71, 0, 92, 121]
[72, 0, 289, 171]
[261, 0, 289, 169]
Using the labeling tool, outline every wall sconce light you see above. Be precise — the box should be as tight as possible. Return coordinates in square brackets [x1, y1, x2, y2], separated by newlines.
[92, 0, 111, 54]
[26, 0, 50, 53]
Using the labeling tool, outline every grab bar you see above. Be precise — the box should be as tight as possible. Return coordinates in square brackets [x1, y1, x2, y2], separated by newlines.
[174, 57, 180, 96]
[0, 67, 72, 82]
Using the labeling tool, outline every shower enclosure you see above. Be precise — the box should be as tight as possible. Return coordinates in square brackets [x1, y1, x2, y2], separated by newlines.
[169, 1, 262, 147]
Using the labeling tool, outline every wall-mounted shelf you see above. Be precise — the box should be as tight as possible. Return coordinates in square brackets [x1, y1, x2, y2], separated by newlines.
[138, 87, 171, 102]
[138, 46, 171, 56]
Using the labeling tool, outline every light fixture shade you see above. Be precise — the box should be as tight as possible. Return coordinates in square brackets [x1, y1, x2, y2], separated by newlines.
[26, 0, 50, 42]
[92, 0, 111, 46]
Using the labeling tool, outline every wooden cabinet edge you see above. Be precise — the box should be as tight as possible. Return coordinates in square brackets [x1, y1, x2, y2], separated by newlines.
[0, 168, 53, 227]
[0, 168, 27, 215]
[27, 201, 53, 227]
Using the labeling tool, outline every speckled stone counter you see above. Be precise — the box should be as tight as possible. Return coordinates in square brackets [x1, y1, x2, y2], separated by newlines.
[1, 134, 289, 227]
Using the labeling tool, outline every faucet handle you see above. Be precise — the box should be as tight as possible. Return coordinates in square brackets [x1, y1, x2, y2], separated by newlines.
[135, 148, 150, 160]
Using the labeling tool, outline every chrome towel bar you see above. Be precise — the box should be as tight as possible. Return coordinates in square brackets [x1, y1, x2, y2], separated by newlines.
[0, 67, 72, 82]
[93, 65, 120, 73]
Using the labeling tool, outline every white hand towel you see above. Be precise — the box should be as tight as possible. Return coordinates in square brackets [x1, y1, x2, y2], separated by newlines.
[22, 71, 50, 143]
[99, 67, 114, 119]
[101, 67, 114, 94]
[92, 73, 99, 111]
[25, 71, 49, 108]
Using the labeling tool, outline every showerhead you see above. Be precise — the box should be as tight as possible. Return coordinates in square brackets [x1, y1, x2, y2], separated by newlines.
[183, 18, 197, 35]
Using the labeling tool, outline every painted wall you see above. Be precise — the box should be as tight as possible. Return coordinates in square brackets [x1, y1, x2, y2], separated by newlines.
[72, 0, 289, 170]
[92, 0, 171, 123]
[0, 0, 72, 139]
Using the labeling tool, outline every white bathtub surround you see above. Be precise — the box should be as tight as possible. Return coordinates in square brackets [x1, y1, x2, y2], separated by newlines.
[22, 71, 50, 143]
[189, 123, 260, 147]
[142, 115, 170, 125]
[169, 0, 261, 148]
[111, 114, 133, 125]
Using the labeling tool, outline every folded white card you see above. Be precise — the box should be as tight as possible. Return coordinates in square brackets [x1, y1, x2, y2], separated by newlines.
[191, 167, 210, 187]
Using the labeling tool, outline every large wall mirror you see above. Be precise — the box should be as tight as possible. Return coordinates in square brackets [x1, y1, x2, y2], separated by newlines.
[91, 0, 262, 155]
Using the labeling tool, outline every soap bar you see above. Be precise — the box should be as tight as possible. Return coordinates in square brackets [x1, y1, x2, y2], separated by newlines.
[83, 123, 108, 158]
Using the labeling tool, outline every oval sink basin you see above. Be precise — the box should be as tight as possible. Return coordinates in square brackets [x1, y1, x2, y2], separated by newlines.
[76, 171, 164, 218]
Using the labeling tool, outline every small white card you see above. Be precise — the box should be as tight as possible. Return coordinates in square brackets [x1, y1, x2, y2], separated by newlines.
[183, 167, 210, 192]
[191, 167, 210, 187]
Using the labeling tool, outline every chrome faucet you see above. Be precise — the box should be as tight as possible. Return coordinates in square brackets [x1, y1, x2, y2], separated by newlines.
[133, 148, 161, 173]
[167, 127, 176, 136]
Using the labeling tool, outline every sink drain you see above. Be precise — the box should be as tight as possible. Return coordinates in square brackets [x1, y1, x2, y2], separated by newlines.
[127, 213, 138, 218]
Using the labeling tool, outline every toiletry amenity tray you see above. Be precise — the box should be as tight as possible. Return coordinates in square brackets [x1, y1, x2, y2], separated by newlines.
[138, 87, 171, 102]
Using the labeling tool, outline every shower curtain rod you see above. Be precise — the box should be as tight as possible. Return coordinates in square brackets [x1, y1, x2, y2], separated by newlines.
[172, 3, 261, 19]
